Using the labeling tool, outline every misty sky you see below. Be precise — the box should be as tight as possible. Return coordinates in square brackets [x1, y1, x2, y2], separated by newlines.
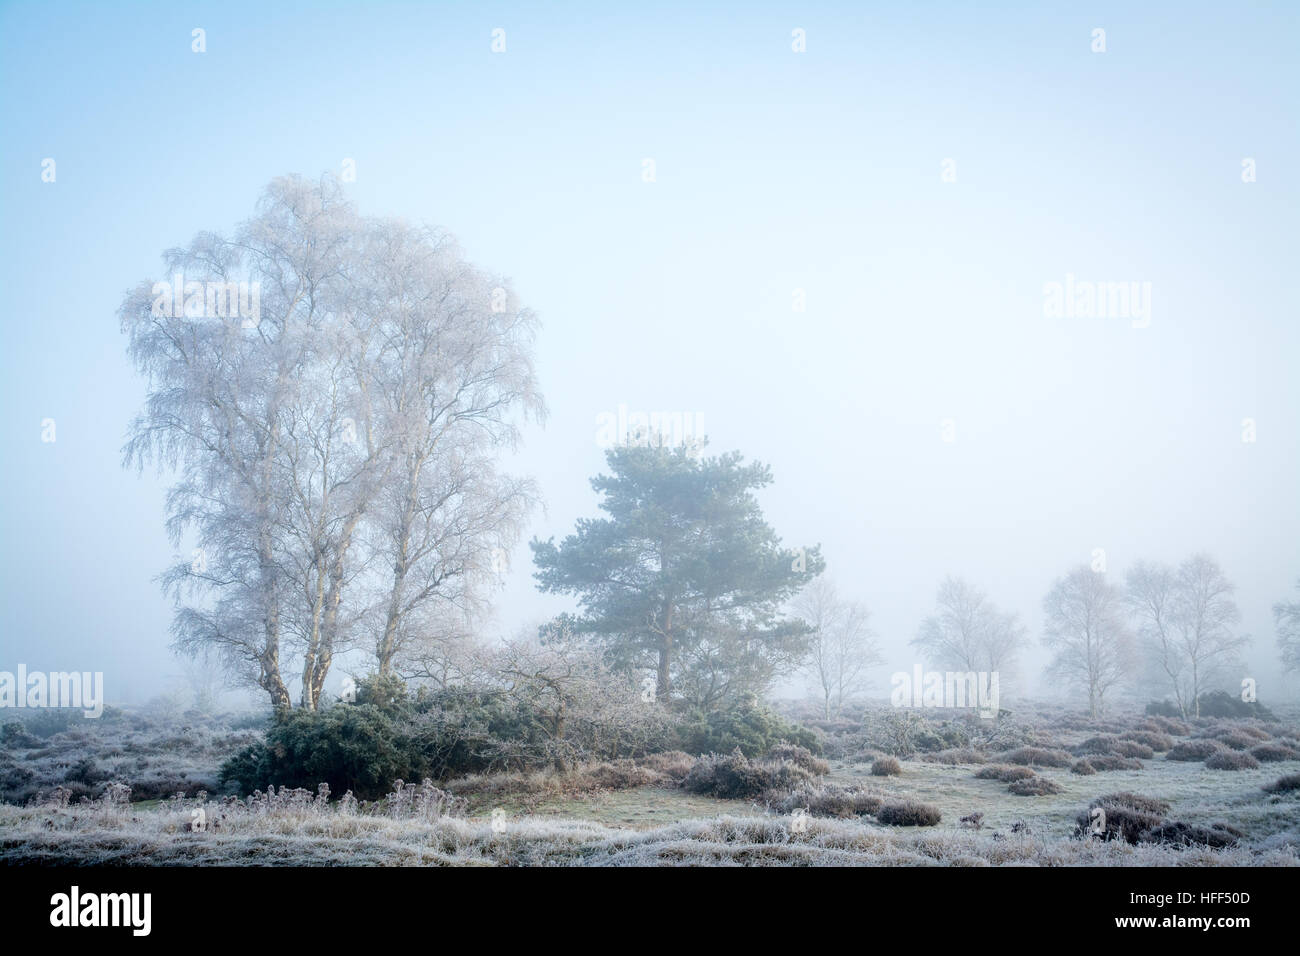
[1, 0, 1296, 706]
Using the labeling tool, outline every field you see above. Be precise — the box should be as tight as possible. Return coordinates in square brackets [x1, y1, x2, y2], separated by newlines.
[3, 702, 1299, 866]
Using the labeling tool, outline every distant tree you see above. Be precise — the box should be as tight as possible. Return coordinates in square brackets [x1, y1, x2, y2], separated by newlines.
[912, 576, 1027, 677]
[530, 441, 824, 708]
[1276, 580, 1300, 674]
[794, 578, 882, 718]
[1127, 555, 1248, 718]
[1042, 566, 1134, 717]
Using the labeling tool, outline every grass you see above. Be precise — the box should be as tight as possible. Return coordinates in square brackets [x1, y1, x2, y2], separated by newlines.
[4, 703, 1299, 866]
[2, 800, 1295, 866]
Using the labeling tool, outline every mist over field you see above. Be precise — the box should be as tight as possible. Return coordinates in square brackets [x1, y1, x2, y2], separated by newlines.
[1, 1, 1298, 881]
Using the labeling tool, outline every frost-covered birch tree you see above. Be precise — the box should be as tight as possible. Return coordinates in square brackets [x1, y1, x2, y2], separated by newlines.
[121, 174, 543, 708]
[1042, 566, 1134, 717]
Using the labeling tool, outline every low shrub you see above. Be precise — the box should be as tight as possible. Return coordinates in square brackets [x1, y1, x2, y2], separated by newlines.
[870, 756, 902, 776]
[769, 784, 882, 818]
[1206, 731, 1257, 751]
[997, 746, 1073, 768]
[638, 750, 696, 781]
[876, 799, 941, 826]
[1008, 776, 1063, 796]
[1230, 724, 1272, 741]
[975, 765, 1036, 782]
[764, 744, 830, 776]
[1120, 730, 1174, 751]
[681, 750, 815, 799]
[1072, 755, 1141, 773]
[1263, 774, 1300, 793]
[1076, 735, 1122, 755]
[0, 722, 40, 749]
[1076, 793, 1170, 844]
[1113, 741, 1155, 759]
[1145, 716, 1191, 736]
[677, 695, 820, 758]
[1166, 740, 1221, 761]
[1204, 751, 1259, 771]
[1250, 743, 1300, 763]
[1193, 691, 1275, 720]
[1101, 792, 1172, 816]
[1142, 822, 1240, 849]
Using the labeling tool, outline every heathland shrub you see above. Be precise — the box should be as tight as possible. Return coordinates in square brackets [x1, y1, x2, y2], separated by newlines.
[876, 799, 941, 826]
[998, 747, 1072, 768]
[1076, 735, 1122, 755]
[1143, 716, 1191, 736]
[638, 750, 696, 781]
[1166, 740, 1221, 761]
[1076, 793, 1170, 844]
[682, 750, 815, 799]
[870, 755, 902, 776]
[769, 784, 882, 818]
[1113, 741, 1155, 759]
[443, 758, 669, 799]
[1120, 730, 1174, 752]
[677, 695, 820, 758]
[219, 703, 418, 800]
[1142, 822, 1240, 849]
[1204, 751, 1259, 771]
[764, 744, 830, 776]
[1232, 725, 1272, 741]
[220, 670, 687, 799]
[975, 765, 1036, 782]
[1250, 743, 1300, 763]
[1075, 736, 1153, 760]
[1206, 731, 1257, 751]
[1073, 755, 1142, 773]
[1103, 792, 1172, 815]
[1263, 774, 1300, 794]
[1, 722, 40, 749]
[910, 720, 974, 754]
[1149, 693, 1274, 721]
[1195, 692, 1273, 720]
[1007, 776, 1063, 796]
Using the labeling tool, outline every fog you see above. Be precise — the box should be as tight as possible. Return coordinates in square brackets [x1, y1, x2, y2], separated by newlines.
[1, 2, 1296, 710]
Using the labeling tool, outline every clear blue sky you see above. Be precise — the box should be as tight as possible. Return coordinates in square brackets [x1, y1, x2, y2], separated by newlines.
[2, 0, 1296, 705]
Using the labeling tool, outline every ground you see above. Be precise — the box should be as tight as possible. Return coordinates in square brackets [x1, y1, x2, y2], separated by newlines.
[3, 703, 1298, 866]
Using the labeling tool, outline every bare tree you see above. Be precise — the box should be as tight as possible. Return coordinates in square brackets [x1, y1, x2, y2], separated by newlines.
[1173, 555, 1247, 716]
[121, 175, 544, 709]
[794, 578, 882, 718]
[1277, 579, 1300, 674]
[912, 576, 1027, 681]
[1126, 560, 1186, 716]
[365, 221, 544, 675]
[1042, 566, 1134, 717]
[489, 628, 669, 769]
[1128, 555, 1249, 718]
[122, 176, 356, 708]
